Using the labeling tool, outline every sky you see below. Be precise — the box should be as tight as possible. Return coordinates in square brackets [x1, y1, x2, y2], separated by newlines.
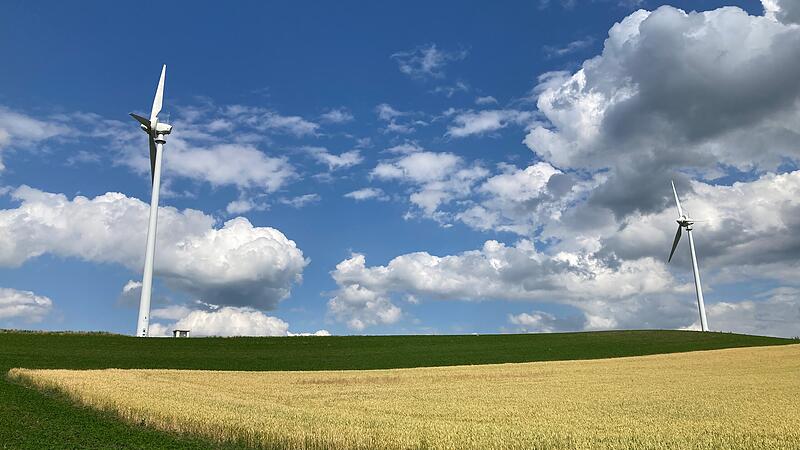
[0, 0, 798, 337]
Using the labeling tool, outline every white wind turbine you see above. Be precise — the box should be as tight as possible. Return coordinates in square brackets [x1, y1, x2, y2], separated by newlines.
[129, 65, 172, 337]
[668, 180, 709, 332]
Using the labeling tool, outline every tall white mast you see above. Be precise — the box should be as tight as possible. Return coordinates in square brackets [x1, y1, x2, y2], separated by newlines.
[668, 180, 709, 332]
[686, 227, 709, 331]
[130, 65, 172, 337]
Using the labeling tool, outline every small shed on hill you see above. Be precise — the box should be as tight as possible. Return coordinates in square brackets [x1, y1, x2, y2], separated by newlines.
[172, 329, 190, 338]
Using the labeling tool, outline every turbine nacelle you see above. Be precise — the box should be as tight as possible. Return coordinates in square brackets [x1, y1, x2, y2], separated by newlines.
[154, 121, 173, 135]
[130, 113, 172, 136]
[128, 65, 170, 185]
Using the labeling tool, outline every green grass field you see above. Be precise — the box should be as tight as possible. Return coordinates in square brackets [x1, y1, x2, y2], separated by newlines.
[1, 330, 795, 449]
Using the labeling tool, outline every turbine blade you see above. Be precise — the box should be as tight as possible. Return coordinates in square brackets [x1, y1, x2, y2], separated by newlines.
[671, 180, 684, 217]
[129, 113, 151, 130]
[149, 135, 157, 185]
[668, 225, 682, 263]
[150, 64, 166, 125]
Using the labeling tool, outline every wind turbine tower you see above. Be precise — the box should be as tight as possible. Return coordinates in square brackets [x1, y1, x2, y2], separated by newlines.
[667, 180, 709, 332]
[130, 65, 172, 337]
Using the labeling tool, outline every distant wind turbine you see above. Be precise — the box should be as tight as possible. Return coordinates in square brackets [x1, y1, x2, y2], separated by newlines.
[130, 65, 172, 337]
[668, 180, 709, 332]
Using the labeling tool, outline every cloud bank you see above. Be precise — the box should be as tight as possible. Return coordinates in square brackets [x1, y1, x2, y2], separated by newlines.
[0, 186, 308, 310]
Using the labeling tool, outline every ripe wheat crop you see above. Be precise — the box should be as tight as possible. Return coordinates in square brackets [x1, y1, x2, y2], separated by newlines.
[9, 344, 800, 450]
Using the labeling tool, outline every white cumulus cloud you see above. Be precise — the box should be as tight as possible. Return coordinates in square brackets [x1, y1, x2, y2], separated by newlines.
[0, 186, 308, 310]
[763, 0, 800, 25]
[148, 305, 330, 337]
[0, 288, 53, 322]
[0, 287, 53, 322]
[157, 307, 290, 337]
[328, 269, 402, 331]
[328, 240, 679, 330]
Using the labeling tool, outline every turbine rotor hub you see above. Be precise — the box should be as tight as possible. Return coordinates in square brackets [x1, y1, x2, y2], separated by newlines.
[677, 215, 693, 227]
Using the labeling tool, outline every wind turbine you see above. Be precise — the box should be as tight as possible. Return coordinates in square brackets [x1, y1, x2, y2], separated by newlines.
[130, 65, 172, 337]
[667, 180, 709, 332]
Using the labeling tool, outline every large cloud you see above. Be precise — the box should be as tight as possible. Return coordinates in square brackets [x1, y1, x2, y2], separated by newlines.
[704, 287, 800, 338]
[330, 170, 800, 336]
[764, 0, 800, 25]
[0, 287, 53, 322]
[340, 4, 800, 337]
[148, 305, 331, 337]
[372, 4, 800, 237]
[601, 171, 800, 272]
[329, 239, 682, 330]
[525, 5, 800, 216]
[0, 186, 308, 309]
[541, 170, 800, 301]
[150, 307, 290, 337]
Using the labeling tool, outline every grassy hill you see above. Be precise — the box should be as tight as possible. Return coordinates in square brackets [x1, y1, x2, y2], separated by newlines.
[1, 330, 794, 449]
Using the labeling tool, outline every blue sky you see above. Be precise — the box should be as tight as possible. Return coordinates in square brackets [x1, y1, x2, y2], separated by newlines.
[1, 0, 798, 337]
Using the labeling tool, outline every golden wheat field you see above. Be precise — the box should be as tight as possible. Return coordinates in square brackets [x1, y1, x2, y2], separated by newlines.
[9, 344, 800, 450]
